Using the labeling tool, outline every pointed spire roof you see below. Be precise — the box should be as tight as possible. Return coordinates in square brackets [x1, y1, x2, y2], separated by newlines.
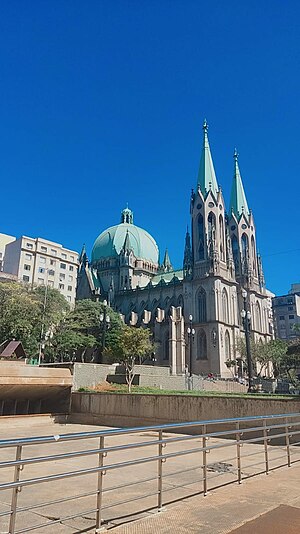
[162, 248, 173, 272]
[230, 149, 249, 219]
[122, 229, 132, 252]
[197, 119, 218, 197]
[79, 244, 87, 265]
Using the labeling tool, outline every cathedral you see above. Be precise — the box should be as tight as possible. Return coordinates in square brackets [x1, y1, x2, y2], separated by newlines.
[76, 121, 272, 377]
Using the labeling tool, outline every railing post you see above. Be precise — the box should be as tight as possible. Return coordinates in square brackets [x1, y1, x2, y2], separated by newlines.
[202, 424, 208, 496]
[285, 417, 291, 467]
[157, 429, 164, 511]
[95, 436, 105, 533]
[9, 445, 23, 534]
[236, 422, 242, 484]
[263, 419, 269, 475]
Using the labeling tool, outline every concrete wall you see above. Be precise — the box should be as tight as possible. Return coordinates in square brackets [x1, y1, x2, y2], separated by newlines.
[70, 391, 300, 431]
[72, 363, 247, 393]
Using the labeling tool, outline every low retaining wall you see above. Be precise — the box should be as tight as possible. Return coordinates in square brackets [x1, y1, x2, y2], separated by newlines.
[72, 363, 246, 393]
[70, 392, 300, 431]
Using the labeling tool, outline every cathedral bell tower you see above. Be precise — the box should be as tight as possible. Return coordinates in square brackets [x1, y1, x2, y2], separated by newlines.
[228, 150, 264, 290]
[190, 120, 230, 280]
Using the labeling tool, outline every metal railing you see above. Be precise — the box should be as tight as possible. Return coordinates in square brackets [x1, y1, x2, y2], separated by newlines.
[0, 413, 300, 533]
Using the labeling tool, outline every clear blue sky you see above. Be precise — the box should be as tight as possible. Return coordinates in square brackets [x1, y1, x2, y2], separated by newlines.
[0, 1, 299, 296]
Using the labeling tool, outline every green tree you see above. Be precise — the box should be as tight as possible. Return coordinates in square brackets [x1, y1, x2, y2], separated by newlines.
[105, 326, 154, 392]
[0, 282, 69, 357]
[235, 337, 288, 379]
[45, 299, 123, 362]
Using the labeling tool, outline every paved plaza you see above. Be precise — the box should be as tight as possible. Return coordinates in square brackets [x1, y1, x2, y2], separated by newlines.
[0, 416, 299, 533]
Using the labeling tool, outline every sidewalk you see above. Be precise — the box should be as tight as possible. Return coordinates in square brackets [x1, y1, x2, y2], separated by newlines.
[112, 460, 300, 533]
[0, 416, 300, 533]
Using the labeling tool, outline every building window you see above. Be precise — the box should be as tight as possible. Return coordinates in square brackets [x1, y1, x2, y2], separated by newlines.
[219, 215, 225, 261]
[25, 253, 32, 260]
[59, 283, 64, 290]
[222, 288, 229, 324]
[24, 264, 31, 271]
[48, 280, 54, 288]
[225, 330, 231, 360]
[70, 255, 74, 261]
[40, 257, 46, 264]
[255, 301, 262, 331]
[197, 288, 207, 323]
[69, 265, 74, 271]
[61, 253, 67, 259]
[26, 243, 33, 249]
[60, 263, 66, 269]
[288, 306, 294, 311]
[287, 298, 293, 304]
[197, 330, 207, 360]
[23, 275, 30, 282]
[67, 296, 71, 302]
[48, 269, 55, 276]
[59, 273, 65, 280]
[289, 315, 295, 320]
[68, 275, 73, 282]
[41, 246, 47, 252]
[51, 249, 57, 256]
[67, 285, 72, 291]
[38, 278, 44, 285]
[50, 259, 56, 266]
[231, 235, 239, 271]
[198, 214, 205, 260]
[279, 316, 284, 320]
[38, 267, 45, 273]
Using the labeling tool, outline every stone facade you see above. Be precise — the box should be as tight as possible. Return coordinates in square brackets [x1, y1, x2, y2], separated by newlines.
[77, 122, 273, 376]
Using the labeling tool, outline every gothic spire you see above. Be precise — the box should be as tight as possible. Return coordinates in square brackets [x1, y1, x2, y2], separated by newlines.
[197, 119, 218, 198]
[122, 230, 132, 253]
[230, 149, 249, 219]
[162, 248, 173, 272]
[183, 227, 193, 278]
[79, 243, 87, 265]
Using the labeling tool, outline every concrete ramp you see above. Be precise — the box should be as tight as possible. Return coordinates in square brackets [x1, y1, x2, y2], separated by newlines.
[0, 361, 72, 415]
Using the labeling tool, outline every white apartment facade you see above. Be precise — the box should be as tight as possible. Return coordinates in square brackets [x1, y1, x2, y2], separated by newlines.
[3, 236, 79, 305]
[0, 233, 16, 271]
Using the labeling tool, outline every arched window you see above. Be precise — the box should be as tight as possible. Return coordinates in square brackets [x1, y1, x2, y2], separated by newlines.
[231, 235, 239, 270]
[197, 288, 207, 322]
[251, 235, 257, 275]
[163, 332, 169, 360]
[198, 214, 205, 260]
[219, 215, 225, 261]
[222, 288, 229, 324]
[241, 233, 249, 263]
[255, 301, 262, 332]
[208, 212, 216, 244]
[197, 329, 207, 360]
[225, 330, 231, 360]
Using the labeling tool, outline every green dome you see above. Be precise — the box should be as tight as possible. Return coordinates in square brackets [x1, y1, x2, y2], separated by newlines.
[91, 222, 159, 264]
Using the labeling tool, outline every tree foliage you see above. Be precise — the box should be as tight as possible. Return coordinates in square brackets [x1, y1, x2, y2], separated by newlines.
[44, 299, 123, 362]
[0, 282, 68, 355]
[104, 326, 154, 392]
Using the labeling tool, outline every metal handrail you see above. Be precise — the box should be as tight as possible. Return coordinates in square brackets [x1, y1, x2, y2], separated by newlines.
[1, 412, 299, 533]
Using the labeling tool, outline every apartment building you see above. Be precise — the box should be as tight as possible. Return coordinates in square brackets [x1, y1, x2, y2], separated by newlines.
[3, 236, 79, 305]
[272, 290, 300, 340]
[0, 233, 16, 271]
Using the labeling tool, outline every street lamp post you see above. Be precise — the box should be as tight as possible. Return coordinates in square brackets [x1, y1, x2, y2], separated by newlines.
[99, 300, 110, 363]
[187, 314, 195, 376]
[38, 269, 49, 366]
[241, 289, 254, 393]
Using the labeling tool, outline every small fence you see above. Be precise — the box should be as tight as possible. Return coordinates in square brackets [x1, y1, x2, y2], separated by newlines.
[0, 413, 300, 533]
